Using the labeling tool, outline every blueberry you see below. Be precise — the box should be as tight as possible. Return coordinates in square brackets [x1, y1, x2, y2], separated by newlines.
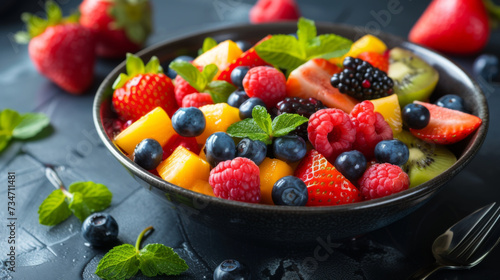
[165, 55, 195, 78]
[334, 150, 367, 182]
[134, 138, 163, 170]
[172, 107, 206, 137]
[235, 40, 252, 52]
[227, 89, 249, 108]
[205, 132, 236, 167]
[230, 66, 250, 89]
[273, 135, 307, 162]
[272, 176, 308, 206]
[236, 138, 267, 165]
[81, 213, 118, 247]
[435, 94, 466, 112]
[402, 103, 430, 129]
[473, 54, 499, 83]
[374, 140, 409, 166]
[213, 259, 251, 280]
[239, 98, 266, 119]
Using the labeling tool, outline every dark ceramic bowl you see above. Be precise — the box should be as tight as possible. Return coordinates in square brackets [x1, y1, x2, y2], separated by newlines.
[93, 22, 488, 242]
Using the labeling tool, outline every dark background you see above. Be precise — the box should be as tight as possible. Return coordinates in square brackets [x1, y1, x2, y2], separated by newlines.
[1, 0, 500, 279]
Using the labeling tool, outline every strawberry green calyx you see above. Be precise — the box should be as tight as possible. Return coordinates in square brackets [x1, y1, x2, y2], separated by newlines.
[112, 53, 163, 90]
[108, 0, 152, 44]
[484, 0, 500, 23]
[14, 1, 79, 44]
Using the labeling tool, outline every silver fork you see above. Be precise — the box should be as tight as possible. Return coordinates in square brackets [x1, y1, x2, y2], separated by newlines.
[409, 202, 500, 279]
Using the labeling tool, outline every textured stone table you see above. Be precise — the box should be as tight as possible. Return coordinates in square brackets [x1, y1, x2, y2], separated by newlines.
[1, 0, 500, 279]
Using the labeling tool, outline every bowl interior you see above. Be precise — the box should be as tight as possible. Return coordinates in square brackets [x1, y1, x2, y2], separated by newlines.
[93, 22, 488, 241]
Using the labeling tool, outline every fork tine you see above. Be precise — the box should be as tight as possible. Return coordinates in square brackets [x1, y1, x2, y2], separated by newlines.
[455, 205, 500, 262]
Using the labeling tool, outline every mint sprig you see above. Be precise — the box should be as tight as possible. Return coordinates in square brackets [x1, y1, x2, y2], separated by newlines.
[255, 17, 352, 74]
[198, 37, 218, 55]
[227, 106, 308, 144]
[38, 168, 112, 225]
[169, 61, 236, 103]
[96, 226, 188, 280]
[0, 109, 50, 153]
[113, 53, 163, 90]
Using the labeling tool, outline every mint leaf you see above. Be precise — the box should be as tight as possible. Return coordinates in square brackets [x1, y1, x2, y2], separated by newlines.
[297, 17, 316, 44]
[96, 244, 140, 280]
[305, 34, 352, 59]
[0, 109, 22, 132]
[68, 181, 113, 222]
[0, 131, 11, 152]
[255, 35, 306, 72]
[202, 64, 219, 82]
[205, 81, 236, 103]
[252, 106, 272, 135]
[126, 53, 145, 77]
[272, 113, 308, 137]
[227, 118, 271, 144]
[199, 37, 217, 55]
[38, 189, 72, 226]
[12, 112, 50, 139]
[139, 244, 188, 277]
[169, 61, 206, 92]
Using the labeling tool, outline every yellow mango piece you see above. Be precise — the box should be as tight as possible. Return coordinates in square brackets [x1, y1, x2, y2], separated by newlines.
[329, 34, 387, 65]
[195, 103, 241, 145]
[193, 40, 243, 79]
[371, 94, 403, 135]
[199, 145, 207, 161]
[192, 179, 215, 197]
[114, 107, 176, 155]
[157, 146, 210, 190]
[259, 158, 294, 205]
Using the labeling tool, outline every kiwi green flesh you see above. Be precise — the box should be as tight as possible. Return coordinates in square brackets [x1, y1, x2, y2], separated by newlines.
[395, 131, 457, 188]
[388, 47, 439, 108]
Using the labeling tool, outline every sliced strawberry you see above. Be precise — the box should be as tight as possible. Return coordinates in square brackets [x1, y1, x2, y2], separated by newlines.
[217, 35, 272, 85]
[294, 150, 361, 206]
[249, 0, 300, 23]
[357, 51, 389, 73]
[410, 101, 482, 144]
[286, 58, 359, 113]
[162, 134, 200, 160]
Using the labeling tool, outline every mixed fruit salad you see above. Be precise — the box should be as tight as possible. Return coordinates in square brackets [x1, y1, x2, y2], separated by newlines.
[104, 18, 482, 207]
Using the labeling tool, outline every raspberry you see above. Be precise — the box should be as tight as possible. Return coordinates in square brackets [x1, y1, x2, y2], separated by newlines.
[181, 93, 213, 108]
[330, 57, 394, 100]
[209, 157, 261, 203]
[307, 109, 356, 162]
[242, 66, 287, 107]
[162, 134, 200, 160]
[358, 163, 409, 200]
[274, 97, 327, 140]
[350, 101, 393, 159]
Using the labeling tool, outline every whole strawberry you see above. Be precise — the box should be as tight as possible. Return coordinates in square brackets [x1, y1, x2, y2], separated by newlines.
[408, 0, 490, 55]
[15, 1, 96, 94]
[80, 0, 152, 58]
[112, 53, 178, 121]
[294, 149, 361, 206]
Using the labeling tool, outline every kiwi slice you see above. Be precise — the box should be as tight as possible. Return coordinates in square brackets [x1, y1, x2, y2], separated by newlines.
[395, 131, 456, 188]
[388, 47, 439, 107]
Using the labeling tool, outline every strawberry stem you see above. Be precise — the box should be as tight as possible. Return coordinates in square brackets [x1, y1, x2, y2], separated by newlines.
[135, 226, 154, 251]
[484, 0, 500, 22]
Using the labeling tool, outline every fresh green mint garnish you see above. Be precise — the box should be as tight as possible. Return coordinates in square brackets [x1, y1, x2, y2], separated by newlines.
[96, 226, 188, 280]
[0, 109, 50, 152]
[227, 106, 308, 144]
[255, 17, 352, 74]
[198, 37, 218, 55]
[38, 171, 112, 226]
[169, 61, 236, 103]
[113, 53, 163, 90]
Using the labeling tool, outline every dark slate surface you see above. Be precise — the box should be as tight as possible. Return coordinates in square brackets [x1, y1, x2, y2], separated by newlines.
[1, 0, 500, 279]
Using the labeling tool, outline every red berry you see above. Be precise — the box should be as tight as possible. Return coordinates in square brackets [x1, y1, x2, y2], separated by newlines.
[358, 163, 409, 200]
[249, 0, 300, 23]
[112, 73, 177, 121]
[174, 75, 199, 106]
[307, 109, 356, 162]
[243, 66, 287, 108]
[209, 157, 261, 203]
[162, 134, 200, 160]
[350, 101, 393, 158]
[294, 150, 361, 206]
[181, 93, 213, 108]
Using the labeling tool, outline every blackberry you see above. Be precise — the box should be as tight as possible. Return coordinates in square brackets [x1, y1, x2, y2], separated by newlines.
[330, 57, 394, 100]
[275, 97, 326, 140]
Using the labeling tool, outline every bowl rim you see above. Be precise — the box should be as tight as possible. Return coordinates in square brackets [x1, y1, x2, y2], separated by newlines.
[93, 21, 489, 215]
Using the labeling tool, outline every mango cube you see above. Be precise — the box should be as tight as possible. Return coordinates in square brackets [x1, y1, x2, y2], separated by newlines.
[259, 157, 294, 205]
[196, 103, 241, 145]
